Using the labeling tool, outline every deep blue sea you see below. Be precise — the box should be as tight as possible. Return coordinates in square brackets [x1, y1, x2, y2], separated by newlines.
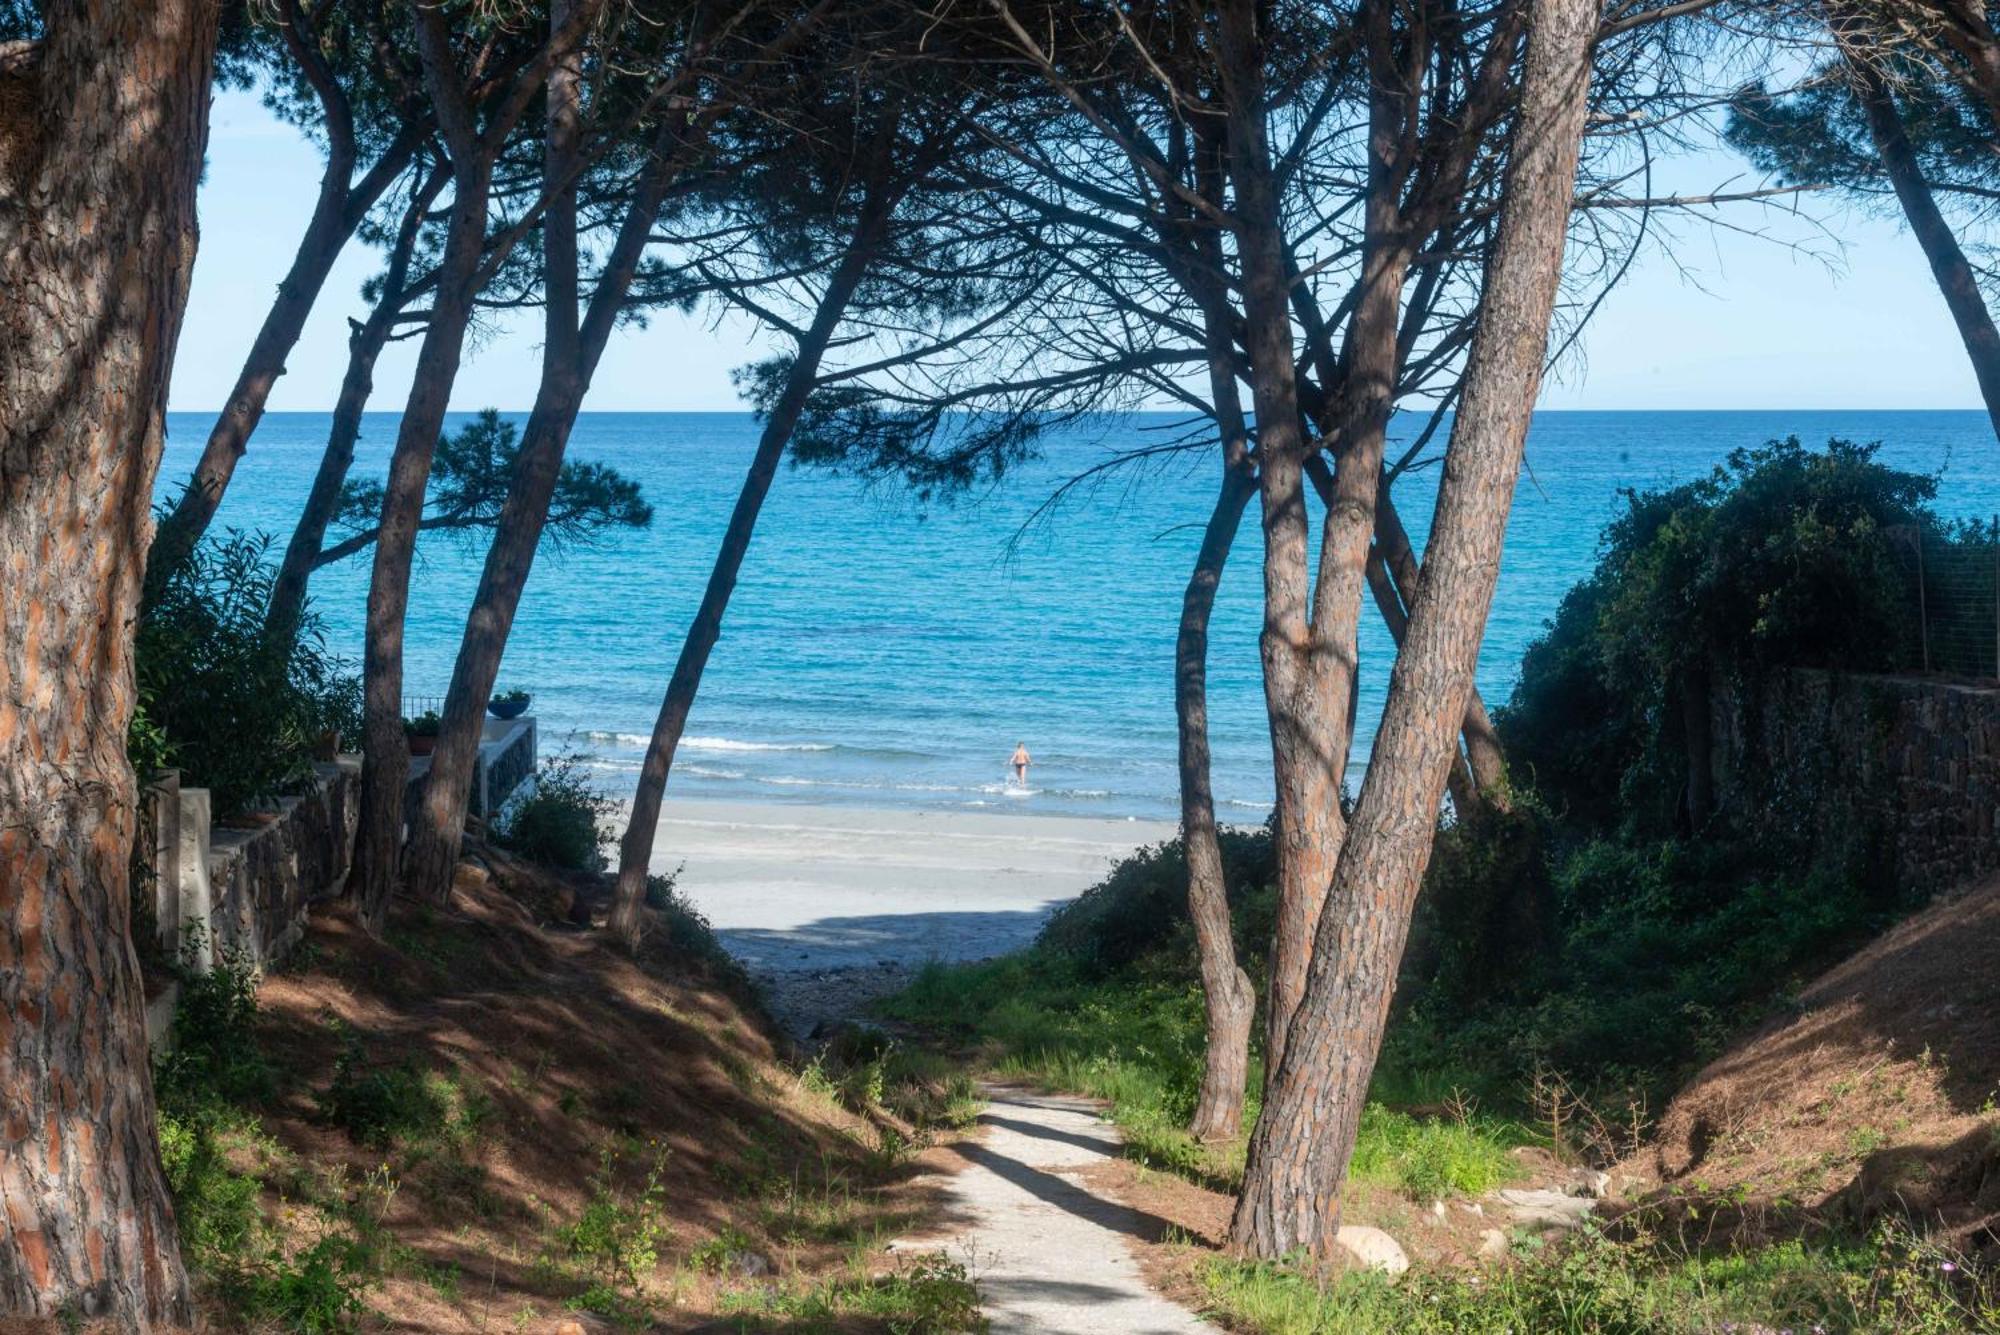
[157, 410, 2000, 821]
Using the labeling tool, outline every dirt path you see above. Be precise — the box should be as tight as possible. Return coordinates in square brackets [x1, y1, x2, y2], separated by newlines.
[907, 1087, 1212, 1334]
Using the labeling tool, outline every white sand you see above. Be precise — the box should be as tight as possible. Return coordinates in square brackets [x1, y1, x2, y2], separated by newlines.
[645, 799, 1175, 975]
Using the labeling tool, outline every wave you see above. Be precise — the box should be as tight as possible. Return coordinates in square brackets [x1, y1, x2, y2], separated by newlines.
[682, 736, 836, 754]
[680, 764, 747, 781]
[581, 730, 835, 754]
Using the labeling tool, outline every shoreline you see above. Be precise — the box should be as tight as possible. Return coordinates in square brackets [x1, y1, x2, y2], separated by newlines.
[631, 797, 1177, 1036]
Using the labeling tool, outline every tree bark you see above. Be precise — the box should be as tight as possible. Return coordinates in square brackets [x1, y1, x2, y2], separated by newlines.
[147, 14, 422, 600]
[350, 14, 517, 934]
[0, 3, 219, 1325]
[1847, 44, 2000, 443]
[1374, 484, 1512, 808]
[608, 182, 895, 945]
[1182, 320, 1260, 1143]
[399, 99, 690, 900]
[266, 163, 445, 648]
[1230, 0, 1594, 1259]
[1215, 0, 1353, 1079]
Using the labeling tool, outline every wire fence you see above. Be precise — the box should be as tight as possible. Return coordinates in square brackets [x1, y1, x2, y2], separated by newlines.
[1886, 518, 2000, 680]
[401, 694, 445, 720]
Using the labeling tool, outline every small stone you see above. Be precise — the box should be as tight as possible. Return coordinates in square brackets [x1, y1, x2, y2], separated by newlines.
[553, 1316, 611, 1335]
[1335, 1224, 1409, 1276]
[1460, 1201, 1484, 1216]
[1430, 1199, 1447, 1219]
[1478, 1227, 1510, 1260]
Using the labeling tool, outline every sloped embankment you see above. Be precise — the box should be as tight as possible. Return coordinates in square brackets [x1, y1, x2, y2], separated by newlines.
[1637, 873, 2000, 1248]
[165, 846, 979, 1332]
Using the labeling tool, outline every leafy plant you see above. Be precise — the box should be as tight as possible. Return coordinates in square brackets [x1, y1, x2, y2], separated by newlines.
[134, 527, 362, 815]
[495, 748, 615, 872]
[494, 687, 530, 705]
[402, 710, 442, 738]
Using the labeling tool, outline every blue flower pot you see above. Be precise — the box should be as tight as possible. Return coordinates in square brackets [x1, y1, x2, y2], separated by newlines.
[488, 696, 531, 720]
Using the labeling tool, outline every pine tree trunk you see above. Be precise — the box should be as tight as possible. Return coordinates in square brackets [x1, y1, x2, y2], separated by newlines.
[608, 204, 889, 945]
[0, 4, 219, 1324]
[1181, 464, 1259, 1141]
[349, 133, 499, 933]
[1230, 0, 1594, 1259]
[1215, 0, 1350, 1078]
[265, 165, 444, 648]
[1848, 45, 2000, 444]
[149, 128, 418, 601]
[1374, 486, 1512, 807]
[402, 115, 689, 904]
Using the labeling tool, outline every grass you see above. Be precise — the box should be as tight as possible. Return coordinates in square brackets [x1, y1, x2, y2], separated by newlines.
[881, 953, 1532, 1200]
[713, 1252, 986, 1332]
[1196, 1225, 2000, 1335]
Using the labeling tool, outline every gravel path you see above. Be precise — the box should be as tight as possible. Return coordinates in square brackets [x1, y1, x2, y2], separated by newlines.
[906, 1087, 1211, 1334]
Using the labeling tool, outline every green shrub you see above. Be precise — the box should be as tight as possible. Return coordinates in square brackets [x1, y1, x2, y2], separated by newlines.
[1499, 437, 1941, 834]
[318, 1024, 489, 1150]
[495, 748, 614, 872]
[644, 868, 744, 979]
[1197, 1224, 1999, 1335]
[546, 1149, 670, 1314]
[153, 960, 378, 1331]
[134, 528, 361, 815]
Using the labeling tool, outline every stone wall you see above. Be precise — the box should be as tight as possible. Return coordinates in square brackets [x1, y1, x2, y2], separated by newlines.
[1712, 669, 2000, 894]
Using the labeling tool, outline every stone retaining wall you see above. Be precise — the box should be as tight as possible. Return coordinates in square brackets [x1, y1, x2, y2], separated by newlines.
[141, 716, 537, 978]
[1713, 669, 2000, 893]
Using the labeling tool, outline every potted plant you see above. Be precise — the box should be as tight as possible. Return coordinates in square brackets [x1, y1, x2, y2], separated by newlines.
[489, 687, 532, 720]
[404, 710, 443, 756]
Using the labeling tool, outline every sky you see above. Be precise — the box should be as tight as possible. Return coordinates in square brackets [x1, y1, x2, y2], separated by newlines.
[169, 87, 1981, 415]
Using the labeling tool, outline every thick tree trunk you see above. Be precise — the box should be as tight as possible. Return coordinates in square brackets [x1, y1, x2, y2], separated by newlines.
[1374, 486, 1512, 807]
[1215, 0, 1352, 1079]
[1848, 47, 2000, 443]
[350, 18, 511, 932]
[608, 203, 889, 944]
[0, 4, 219, 1325]
[401, 121, 688, 902]
[148, 129, 418, 600]
[1230, 0, 1594, 1259]
[266, 165, 444, 648]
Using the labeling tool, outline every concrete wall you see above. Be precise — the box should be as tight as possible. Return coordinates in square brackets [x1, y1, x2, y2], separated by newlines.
[1713, 670, 2000, 893]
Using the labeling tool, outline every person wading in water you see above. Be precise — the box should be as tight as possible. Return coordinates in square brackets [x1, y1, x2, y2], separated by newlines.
[1010, 742, 1031, 787]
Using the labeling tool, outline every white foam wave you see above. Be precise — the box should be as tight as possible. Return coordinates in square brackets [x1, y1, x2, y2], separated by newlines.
[682, 736, 836, 754]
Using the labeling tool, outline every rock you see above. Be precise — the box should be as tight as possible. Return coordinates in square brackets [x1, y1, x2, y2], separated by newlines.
[1429, 1199, 1447, 1220]
[553, 1316, 611, 1335]
[1569, 1168, 1612, 1199]
[1478, 1227, 1510, 1260]
[728, 1249, 773, 1279]
[1335, 1224, 1409, 1277]
[1460, 1201, 1484, 1217]
[1495, 1187, 1598, 1231]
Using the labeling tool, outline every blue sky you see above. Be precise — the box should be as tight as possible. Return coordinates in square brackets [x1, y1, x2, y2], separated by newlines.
[170, 87, 1978, 414]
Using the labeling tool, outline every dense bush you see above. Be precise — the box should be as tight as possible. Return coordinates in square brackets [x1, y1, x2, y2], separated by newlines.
[134, 529, 361, 815]
[494, 749, 615, 871]
[1500, 437, 1940, 832]
[1036, 825, 1275, 980]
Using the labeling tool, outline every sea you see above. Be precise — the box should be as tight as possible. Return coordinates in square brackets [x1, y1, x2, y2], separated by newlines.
[157, 410, 2000, 823]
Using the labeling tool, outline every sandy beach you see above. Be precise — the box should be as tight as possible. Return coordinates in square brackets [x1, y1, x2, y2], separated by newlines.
[637, 799, 1176, 1035]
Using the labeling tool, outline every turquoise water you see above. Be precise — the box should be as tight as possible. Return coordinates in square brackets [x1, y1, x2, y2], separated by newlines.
[158, 410, 2000, 821]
